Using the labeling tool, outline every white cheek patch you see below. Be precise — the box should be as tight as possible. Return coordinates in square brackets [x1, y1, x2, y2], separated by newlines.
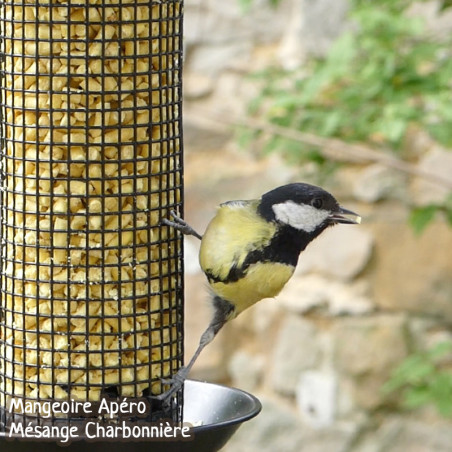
[272, 201, 329, 233]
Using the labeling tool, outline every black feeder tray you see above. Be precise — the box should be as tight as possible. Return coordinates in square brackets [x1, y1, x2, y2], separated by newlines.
[0, 380, 261, 452]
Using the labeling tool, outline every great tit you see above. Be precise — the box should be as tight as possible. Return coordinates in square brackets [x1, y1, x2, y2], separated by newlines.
[158, 182, 360, 402]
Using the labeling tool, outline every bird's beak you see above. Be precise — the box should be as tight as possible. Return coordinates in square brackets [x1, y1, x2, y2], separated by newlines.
[329, 206, 361, 225]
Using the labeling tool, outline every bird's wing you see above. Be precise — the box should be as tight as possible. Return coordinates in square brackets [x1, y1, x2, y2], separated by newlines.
[220, 200, 250, 208]
[199, 199, 277, 283]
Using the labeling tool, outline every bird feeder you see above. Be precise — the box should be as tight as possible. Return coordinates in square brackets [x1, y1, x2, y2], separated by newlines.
[0, 0, 260, 449]
[0, 0, 183, 429]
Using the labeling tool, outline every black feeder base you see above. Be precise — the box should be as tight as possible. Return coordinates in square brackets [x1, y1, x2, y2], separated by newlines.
[0, 380, 261, 452]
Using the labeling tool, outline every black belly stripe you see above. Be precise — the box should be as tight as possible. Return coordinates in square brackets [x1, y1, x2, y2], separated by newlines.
[205, 225, 314, 285]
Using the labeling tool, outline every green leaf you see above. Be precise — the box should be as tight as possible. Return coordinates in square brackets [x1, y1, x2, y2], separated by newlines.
[383, 341, 452, 417]
[427, 341, 452, 360]
[443, 194, 452, 226]
[383, 356, 433, 394]
[403, 386, 432, 409]
[439, 0, 452, 11]
[397, 357, 434, 383]
[430, 373, 452, 417]
[409, 205, 438, 235]
[446, 208, 452, 227]
[438, 398, 452, 417]
[236, 127, 259, 150]
[380, 118, 407, 143]
[238, 0, 253, 13]
[321, 111, 342, 136]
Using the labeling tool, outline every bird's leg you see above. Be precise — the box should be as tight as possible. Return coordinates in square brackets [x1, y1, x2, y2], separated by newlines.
[155, 297, 235, 404]
[161, 210, 202, 240]
[155, 325, 219, 403]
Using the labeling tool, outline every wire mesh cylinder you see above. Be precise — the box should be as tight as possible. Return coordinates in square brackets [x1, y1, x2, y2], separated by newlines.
[0, 0, 183, 426]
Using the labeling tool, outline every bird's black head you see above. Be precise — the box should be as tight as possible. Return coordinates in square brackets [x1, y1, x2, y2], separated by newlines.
[258, 183, 360, 234]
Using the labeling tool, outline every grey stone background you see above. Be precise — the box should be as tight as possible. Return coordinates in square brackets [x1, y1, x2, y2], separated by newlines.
[180, 1, 452, 450]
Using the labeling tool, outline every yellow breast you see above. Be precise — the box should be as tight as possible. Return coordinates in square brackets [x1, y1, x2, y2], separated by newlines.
[209, 262, 295, 315]
[199, 201, 295, 316]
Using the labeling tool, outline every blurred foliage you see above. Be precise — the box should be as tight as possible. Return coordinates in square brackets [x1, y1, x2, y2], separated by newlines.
[439, 0, 452, 11]
[245, 0, 452, 150]
[383, 341, 452, 417]
[241, 0, 452, 231]
[409, 194, 452, 234]
[238, 0, 281, 13]
[410, 205, 440, 235]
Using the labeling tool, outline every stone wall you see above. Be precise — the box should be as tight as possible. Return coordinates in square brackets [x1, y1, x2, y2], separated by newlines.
[181, 1, 452, 451]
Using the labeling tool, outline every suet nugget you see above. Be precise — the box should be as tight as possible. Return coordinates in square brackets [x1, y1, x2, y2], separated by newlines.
[159, 182, 361, 402]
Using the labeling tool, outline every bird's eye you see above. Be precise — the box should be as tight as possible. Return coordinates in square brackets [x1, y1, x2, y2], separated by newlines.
[311, 198, 323, 209]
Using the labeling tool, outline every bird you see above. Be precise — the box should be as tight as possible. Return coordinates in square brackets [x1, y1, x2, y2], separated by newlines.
[157, 182, 361, 403]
